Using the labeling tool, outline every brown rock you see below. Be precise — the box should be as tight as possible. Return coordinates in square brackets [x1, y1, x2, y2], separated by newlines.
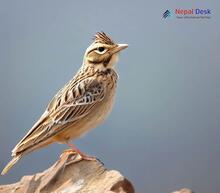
[0, 150, 135, 193]
[172, 188, 194, 193]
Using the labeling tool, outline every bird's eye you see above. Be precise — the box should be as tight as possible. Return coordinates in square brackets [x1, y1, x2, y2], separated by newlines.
[94, 47, 107, 54]
[98, 47, 105, 52]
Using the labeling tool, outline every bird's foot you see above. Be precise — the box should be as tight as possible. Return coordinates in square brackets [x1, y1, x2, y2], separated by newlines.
[66, 143, 96, 161]
[60, 148, 78, 158]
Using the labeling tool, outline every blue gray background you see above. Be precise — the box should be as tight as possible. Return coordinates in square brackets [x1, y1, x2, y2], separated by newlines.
[0, 1, 220, 193]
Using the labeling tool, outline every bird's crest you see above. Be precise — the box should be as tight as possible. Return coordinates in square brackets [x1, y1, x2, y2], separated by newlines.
[93, 32, 115, 45]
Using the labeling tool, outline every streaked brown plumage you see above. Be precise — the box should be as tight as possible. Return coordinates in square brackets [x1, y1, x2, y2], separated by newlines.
[1, 32, 128, 175]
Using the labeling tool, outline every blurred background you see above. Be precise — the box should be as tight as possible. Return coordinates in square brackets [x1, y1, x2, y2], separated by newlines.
[0, 1, 220, 193]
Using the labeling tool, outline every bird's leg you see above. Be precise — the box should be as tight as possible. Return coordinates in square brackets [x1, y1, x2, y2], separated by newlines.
[66, 143, 96, 161]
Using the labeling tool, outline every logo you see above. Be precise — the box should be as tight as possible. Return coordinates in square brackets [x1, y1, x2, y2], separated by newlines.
[162, 8, 211, 19]
[163, 10, 172, 18]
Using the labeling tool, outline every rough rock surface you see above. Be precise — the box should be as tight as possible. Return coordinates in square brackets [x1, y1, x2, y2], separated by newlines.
[0, 150, 135, 193]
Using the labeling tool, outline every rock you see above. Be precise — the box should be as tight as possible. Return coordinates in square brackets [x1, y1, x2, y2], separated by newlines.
[172, 188, 194, 193]
[0, 150, 135, 193]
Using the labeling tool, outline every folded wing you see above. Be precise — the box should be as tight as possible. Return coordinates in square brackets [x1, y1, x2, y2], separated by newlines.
[12, 77, 105, 156]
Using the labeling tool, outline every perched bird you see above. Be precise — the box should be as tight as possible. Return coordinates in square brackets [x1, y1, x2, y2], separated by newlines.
[1, 32, 128, 175]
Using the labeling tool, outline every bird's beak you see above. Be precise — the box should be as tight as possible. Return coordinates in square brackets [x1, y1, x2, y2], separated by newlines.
[110, 44, 128, 54]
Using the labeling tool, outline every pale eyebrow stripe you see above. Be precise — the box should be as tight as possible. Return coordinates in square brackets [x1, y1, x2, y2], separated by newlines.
[87, 48, 97, 55]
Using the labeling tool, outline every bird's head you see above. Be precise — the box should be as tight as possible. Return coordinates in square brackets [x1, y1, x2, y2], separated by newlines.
[83, 32, 128, 70]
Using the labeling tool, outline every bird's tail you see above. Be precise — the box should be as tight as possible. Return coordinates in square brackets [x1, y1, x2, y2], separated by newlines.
[1, 154, 22, 175]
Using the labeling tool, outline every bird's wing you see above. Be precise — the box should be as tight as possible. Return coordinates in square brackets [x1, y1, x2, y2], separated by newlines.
[12, 77, 105, 155]
[50, 77, 105, 125]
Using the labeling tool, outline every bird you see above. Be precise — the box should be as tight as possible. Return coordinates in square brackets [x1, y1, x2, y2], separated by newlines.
[1, 32, 128, 175]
